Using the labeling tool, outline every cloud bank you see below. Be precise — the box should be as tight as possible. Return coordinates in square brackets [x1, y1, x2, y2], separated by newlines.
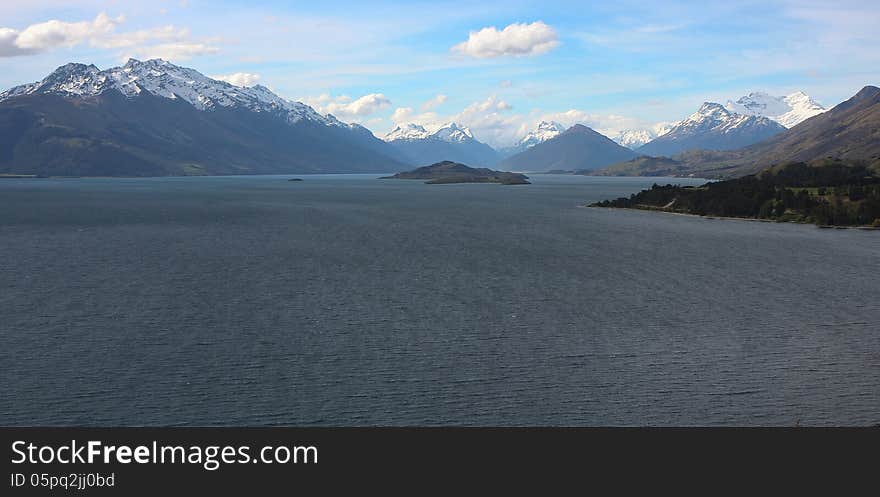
[303, 93, 392, 121]
[212, 72, 262, 87]
[0, 12, 217, 61]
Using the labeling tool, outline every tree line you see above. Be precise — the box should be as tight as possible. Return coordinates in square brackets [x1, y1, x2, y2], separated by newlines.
[591, 160, 880, 226]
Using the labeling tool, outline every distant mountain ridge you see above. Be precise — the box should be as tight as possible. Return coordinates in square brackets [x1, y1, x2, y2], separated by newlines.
[595, 85, 880, 178]
[384, 122, 499, 166]
[0, 59, 409, 176]
[637, 102, 786, 156]
[499, 124, 639, 172]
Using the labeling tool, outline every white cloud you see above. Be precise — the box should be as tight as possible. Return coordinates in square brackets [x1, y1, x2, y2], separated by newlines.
[126, 42, 219, 62]
[341, 93, 392, 117]
[0, 12, 217, 61]
[0, 13, 122, 57]
[391, 106, 414, 123]
[302, 93, 392, 122]
[391, 96, 449, 125]
[390, 106, 441, 128]
[0, 28, 33, 57]
[212, 72, 262, 87]
[421, 94, 447, 111]
[459, 95, 512, 115]
[452, 21, 559, 58]
[95, 25, 192, 50]
[14, 13, 123, 52]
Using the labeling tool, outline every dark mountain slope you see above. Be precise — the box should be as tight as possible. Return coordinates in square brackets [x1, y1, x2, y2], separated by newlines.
[499, 124, 638, 172]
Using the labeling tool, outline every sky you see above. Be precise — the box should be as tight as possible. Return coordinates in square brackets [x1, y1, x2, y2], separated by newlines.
[1, 0, 879, 147]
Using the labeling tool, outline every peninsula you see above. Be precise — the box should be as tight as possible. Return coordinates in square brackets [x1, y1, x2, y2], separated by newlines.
[590, 159, 880, 227]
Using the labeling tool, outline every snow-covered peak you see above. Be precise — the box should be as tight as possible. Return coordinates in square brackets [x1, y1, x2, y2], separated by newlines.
[725, 90, 826, 128]
[691, 102, 733, 121]
[517, 120, 566, 148]
[431, 122, 474, 143]
[675, 102, 756, 133]
[15, 62, 107, 98]
[384, 121, 476, 143]
[613, 129, 656, 149]
[612, 121, 677, 149]
[654, 100, 785, 142]
[0, 58, 342, 128]
[385, 123, 430, 141]
[726, 91, 788, 117]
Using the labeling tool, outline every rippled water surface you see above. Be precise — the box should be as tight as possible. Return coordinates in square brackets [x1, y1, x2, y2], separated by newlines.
[1, 174, 878, 426]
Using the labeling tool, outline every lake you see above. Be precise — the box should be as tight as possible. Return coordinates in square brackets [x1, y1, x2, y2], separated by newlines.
[1, 174, 878, 426]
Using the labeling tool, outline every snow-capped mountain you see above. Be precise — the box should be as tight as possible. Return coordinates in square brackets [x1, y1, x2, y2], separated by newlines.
[384, 122, 498, 166]
[725, 91, 826, 128]
[518, 121, 566, 149]
[384, 122, 476, 143]
[0, 59, 409, 176]
[0, 58, 350, 128]
[613, 129, 656, 149]
[431, 122, 475, 143]
[681, 102, 756, 132]
[385, 123, 431, 141]
[497, 121, 565, 157]
[613, 122, 677, 149]
[638, 102, 786, 157]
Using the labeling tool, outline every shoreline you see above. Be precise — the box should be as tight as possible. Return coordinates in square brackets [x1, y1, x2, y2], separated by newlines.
[586, 205, 880, 230]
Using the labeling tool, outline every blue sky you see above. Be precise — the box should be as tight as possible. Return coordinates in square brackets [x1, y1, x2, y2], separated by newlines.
[2, 0, 878, 146]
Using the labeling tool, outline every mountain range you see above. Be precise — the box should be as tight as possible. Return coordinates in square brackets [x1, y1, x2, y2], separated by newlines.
[636, 102, 787, 157]
[0, 59, 870, 179]
[383, 122, 499, 166]
[0, 59, 408, 176]
[609, 91, 826, 154]
[595, 85, 880, 178]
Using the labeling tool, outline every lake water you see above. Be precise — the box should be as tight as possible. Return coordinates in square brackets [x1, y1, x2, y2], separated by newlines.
[1, 174, 878, 426]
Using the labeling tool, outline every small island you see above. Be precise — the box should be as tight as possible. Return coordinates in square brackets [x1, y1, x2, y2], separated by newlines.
[382, 161, 530, 185]
[589, 159, 880, 227]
